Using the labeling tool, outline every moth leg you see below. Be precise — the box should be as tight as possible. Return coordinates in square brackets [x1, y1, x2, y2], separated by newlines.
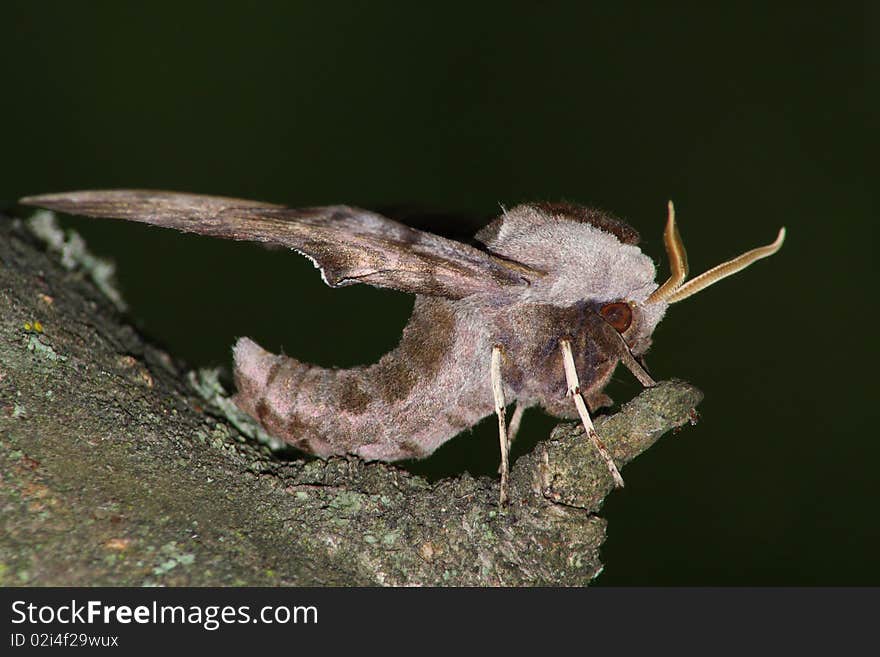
[496, 401, 525, 482]
[507, 402, 526, 446]
[491, 345, 511, 505]
[559, 338, 625, 488]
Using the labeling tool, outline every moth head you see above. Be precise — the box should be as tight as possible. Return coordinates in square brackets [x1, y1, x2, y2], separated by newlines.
[479, 200, 784, 360]
[603, 201, 786, 357]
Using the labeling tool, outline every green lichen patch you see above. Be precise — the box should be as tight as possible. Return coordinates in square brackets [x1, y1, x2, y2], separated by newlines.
[25, 334, 68, 362]
[187, 368, 286, 453]
[25, 210, 126, 311]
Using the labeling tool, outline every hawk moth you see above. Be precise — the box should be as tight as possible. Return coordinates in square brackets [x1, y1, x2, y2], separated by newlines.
[20, 191, 785, 503]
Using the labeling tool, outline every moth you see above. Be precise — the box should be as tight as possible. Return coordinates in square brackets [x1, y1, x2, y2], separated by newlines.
[21, 191, 784, 503]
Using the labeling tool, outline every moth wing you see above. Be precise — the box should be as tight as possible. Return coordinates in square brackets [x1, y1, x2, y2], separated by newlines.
[20, 190, 540, 298]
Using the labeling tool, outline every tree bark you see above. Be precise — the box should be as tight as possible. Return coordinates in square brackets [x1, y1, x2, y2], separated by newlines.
[0, 214, 702, 586]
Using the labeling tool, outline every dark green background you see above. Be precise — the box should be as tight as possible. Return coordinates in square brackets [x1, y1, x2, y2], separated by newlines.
[1, 3, 872, 585]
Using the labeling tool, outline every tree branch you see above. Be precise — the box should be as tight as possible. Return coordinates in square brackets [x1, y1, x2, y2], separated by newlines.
[0, 214, 702, 586]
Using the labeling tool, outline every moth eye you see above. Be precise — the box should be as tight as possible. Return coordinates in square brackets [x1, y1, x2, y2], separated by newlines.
[599, 302, 633, 333]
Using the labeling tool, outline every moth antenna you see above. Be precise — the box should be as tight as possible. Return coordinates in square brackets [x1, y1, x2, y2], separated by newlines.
[663, 227, 786, 303]
[646, 200, 689, 304]
[559, 339, 624, 487]
[491, 345, 511, 505]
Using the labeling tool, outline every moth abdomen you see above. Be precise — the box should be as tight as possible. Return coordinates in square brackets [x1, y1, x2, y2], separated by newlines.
[230, 295, 495, 463]
[232, 337, 336, 457]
